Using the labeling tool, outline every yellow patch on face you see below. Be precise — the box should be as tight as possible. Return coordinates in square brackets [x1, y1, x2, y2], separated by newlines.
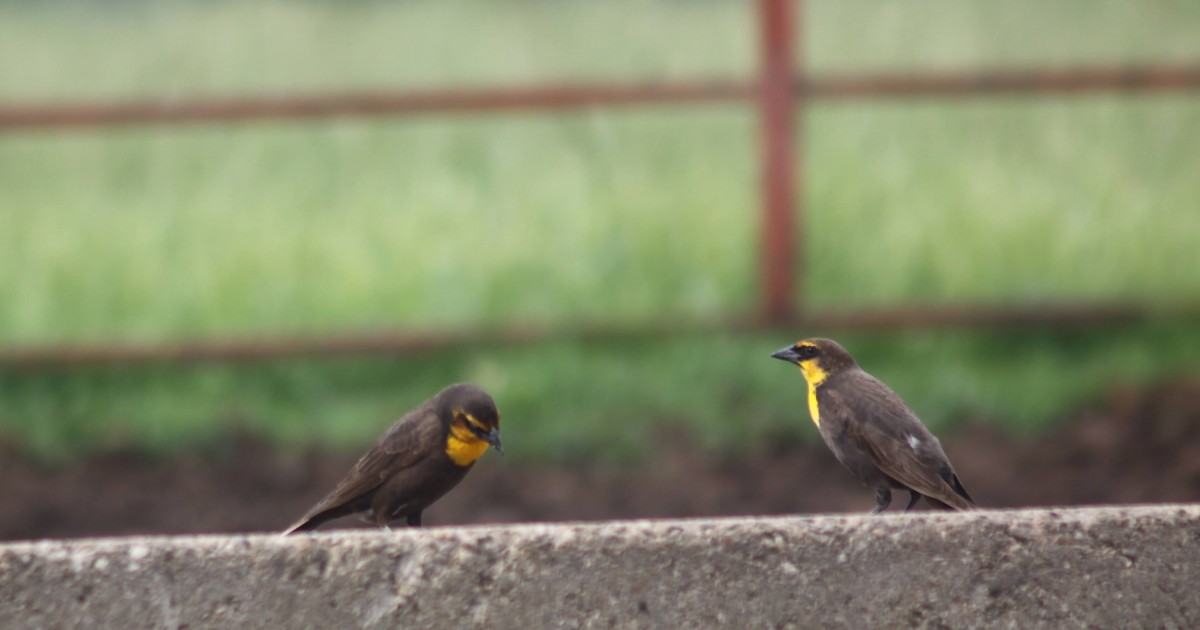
[445, 413, 491, 467]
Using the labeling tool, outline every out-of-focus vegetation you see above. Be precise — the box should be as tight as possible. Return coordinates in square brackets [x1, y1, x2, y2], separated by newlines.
[1, 0, 1198, 462]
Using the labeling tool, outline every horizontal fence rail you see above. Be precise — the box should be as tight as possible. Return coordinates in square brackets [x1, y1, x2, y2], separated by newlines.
[806, 65, 1200, 99]
[0, 81, 750, 130]
[3, 302, 1197, 369]
[3, 66, 1200, 131]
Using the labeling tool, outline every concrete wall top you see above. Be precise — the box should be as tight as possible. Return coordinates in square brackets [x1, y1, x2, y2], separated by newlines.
[2, 505, 1198, 629]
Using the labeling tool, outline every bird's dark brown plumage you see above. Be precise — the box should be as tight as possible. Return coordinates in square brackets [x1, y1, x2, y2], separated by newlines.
[282, 383, 501, 534]
[772, 338, 975, 513]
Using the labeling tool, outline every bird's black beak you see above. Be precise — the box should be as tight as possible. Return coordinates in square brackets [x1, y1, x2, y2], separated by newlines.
[771, 345, 801, 364]
[485, 428, 504, 456]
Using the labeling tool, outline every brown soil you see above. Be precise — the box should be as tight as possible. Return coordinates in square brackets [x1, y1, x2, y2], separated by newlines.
[3, 379, 1200, 542]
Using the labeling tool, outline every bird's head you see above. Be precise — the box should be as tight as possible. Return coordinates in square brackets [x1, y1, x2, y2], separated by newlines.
[770, 338, 857, 387]
[442, 384, 504, 460]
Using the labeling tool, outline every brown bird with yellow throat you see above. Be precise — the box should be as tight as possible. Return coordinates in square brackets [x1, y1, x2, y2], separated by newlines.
[283, 383, 502, 534]
[771, 338, 975, 514]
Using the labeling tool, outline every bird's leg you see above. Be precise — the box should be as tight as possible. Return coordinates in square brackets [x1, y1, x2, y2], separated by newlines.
[869, 488, 892, 514]
[904, 490, 921, 512]
[406, 512, 423, 527]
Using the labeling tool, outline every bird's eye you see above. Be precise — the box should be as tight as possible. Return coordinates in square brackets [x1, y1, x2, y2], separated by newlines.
[796, 345, 820, 359]
[461, 415, 490, 437]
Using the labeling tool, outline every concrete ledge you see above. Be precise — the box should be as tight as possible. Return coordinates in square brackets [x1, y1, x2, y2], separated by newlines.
[3, 506, 1199, 629]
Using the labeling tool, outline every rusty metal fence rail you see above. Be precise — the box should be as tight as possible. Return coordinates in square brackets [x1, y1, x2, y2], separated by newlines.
[7, 67, 1200, 130]
[2, 0, 1200, 368]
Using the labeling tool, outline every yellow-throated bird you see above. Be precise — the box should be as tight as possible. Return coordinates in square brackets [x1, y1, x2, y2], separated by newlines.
[283, 383, 502, 534]
[771, 338, 975, 514]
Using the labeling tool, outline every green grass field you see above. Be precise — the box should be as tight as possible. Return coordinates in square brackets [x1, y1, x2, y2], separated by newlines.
[2, 0, 1199, 462]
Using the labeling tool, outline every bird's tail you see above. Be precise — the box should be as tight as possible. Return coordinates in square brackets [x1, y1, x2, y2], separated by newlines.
[280, 511, 331, 536]
[926, 471, 977, 511]
[925, 496, 976, 511]
[280, 519, 313, 536]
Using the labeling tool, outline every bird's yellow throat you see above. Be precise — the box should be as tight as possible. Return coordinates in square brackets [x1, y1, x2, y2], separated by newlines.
[446, 423, 490, 467]
[798, 360, 828, 428]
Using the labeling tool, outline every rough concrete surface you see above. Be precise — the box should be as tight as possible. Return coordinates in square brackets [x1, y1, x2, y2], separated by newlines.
[1, 505, 1198, 629]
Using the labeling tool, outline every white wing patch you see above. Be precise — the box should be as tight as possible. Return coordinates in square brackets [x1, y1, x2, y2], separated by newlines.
[906, 434, 922, 450]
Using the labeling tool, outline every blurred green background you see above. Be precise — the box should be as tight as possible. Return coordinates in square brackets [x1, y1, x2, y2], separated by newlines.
[1, 0, 1199, 462]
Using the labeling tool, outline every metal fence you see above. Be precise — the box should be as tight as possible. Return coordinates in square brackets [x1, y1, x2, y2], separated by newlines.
[2, 0, 1199, 368]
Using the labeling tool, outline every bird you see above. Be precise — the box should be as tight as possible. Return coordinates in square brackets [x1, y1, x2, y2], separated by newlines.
[770, 338, 975, 514]
[282, 383, 503, 534]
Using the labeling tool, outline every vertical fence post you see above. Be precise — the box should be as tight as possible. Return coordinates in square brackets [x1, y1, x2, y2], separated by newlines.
[757, 0, 800, 325]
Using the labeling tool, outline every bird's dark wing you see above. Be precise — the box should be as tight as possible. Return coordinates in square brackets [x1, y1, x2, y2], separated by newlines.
[283, 403, 446, 533]
[831, 372, 975, 510]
